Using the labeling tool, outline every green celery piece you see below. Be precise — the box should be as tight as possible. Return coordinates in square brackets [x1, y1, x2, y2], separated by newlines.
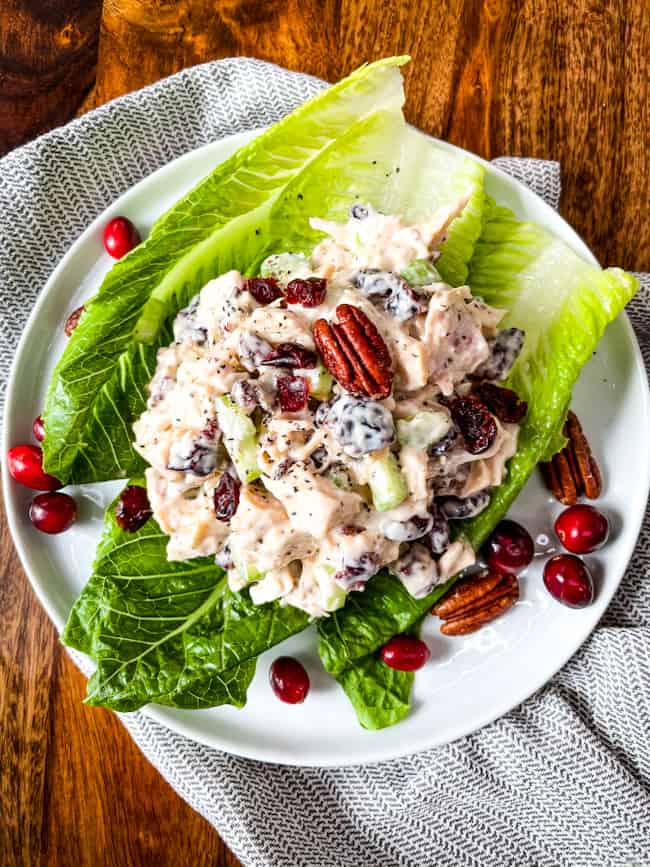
[399, 258, 442, 285]
[366, 450, 408, 512]
[319, 202, 637, 686]
[43, 57, 408, 485]
[63, 481, 309, 711]
[215, 395, 261, 483]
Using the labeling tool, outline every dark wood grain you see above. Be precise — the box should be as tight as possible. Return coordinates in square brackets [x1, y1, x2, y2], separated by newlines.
[1, 2, 648, 866]
[0, 0, 102, 155]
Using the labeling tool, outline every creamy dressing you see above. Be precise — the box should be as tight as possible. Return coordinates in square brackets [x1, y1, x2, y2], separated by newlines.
[133, 201, 525, 617]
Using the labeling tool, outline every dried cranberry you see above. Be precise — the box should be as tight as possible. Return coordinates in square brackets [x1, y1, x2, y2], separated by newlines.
[269, 656, 310, 704]
[64, 305, 85, 337]
[277, 375, 309, 412]
[451, 396, 498, 454]
[213, 472, 241, 522]
[261, 343, 317, 369]
[115, 485, 152, 532]
[380, 636, 430, 671]
[286, 277, 327, 307]
[32, 415, 45, 442]
[341, 524, 364, 535]
[474, 382, 527, 424]
[7, 445, 61, 491]
[29, 492, 77, 534]
[334, 552, 378, 591]
[244, 277, 283, 305]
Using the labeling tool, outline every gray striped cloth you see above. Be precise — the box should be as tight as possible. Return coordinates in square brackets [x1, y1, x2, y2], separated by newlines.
[1, 59, 648, 867]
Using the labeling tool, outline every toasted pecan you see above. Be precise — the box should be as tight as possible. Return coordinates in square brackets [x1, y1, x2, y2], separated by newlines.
[313, 304, 393, 399]
[433, 569, 519, 636]
[540, 411, 602, 504]
[432, 570, 504, 618]
[440, 591, 518, 635]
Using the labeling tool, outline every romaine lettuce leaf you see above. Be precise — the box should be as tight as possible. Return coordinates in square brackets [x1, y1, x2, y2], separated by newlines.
[63, 482, 309, 711]
[319, 202, 638, 704]
[44, 57, 408, 485]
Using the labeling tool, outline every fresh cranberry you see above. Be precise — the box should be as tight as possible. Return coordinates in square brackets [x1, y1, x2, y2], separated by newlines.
[261, 343, 317, 369]
[484, 519, 534, 574]
[32, 415, 45, 442]
[29, 492, 76, 534]
[269, 656, 310, 704]
[103, 216, 140, 259]
[286, 277, 327, 307]
[243, 277, 283, 305]
[555, 505, 609, 554]
[7, 445, 61, 491]
[64, 305, 85, 336]
[115, 485, 152, 532]
[380, 636, 430, 671]
[543, 554, 594, 608]
[277, 375, 309, 412]
[213, 472, 240, 522]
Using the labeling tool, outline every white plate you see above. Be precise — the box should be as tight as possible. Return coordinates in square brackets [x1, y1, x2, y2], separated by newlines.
[3, 129, 649, 767]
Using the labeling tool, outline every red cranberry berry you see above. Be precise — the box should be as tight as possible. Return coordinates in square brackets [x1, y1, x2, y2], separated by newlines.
[103, 216, 140, 259]
[269, 656, 310, 704]
[243, 277, 283, 305]
[555, 504, 609, 554]
[32, 415, 45, 442]
[261, 343, 317, 369]
[7, 445, 61, 491]
[543, 554, 594, 608]
[213, 472, 241, 522]
[29, 492, 76, 534]
[484, 519, 534, 574]
[64, 305, 85, 336]
[286, 277, 327, 307]
[115, 485, 152, 532]
[380, 635, 431, 671]
[277, 375, 309, 412]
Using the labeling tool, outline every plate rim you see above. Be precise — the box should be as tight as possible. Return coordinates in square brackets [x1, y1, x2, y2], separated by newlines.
[3, 127, 649, 767]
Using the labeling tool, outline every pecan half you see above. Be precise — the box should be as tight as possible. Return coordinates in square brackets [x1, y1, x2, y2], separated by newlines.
[313, 304, 393, 399]
[433, 570, 519, 636]
[540, 411, 602, 505]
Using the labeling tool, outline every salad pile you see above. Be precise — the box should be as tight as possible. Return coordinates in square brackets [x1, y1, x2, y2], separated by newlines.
[30, 57, 637, 728]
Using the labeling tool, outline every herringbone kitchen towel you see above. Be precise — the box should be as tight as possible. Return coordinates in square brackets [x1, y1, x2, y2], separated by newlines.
[1, 59, 649, 867]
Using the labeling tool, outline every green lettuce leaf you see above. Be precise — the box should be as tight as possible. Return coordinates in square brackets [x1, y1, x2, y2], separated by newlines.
[44, 57, 408, 485]
[63, 482, 309, 712]
[334, 622, 423, 730]
[319, 202, 637, 694]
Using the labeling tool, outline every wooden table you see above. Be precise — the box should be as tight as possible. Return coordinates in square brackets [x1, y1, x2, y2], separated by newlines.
[1, 2, 648, 864]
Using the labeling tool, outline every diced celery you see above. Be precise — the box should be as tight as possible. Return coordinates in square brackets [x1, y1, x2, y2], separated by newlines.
[260, 252, 310, 283]
[366, 450, 408, 512]
[297, 364, 333, 400]
[215, 395, 261, 483]
[396, 411, 451, 449]
[400, 258, 442, 286]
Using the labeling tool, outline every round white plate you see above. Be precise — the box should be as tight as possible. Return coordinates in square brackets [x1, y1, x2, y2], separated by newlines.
[3, 129, 649, 767]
